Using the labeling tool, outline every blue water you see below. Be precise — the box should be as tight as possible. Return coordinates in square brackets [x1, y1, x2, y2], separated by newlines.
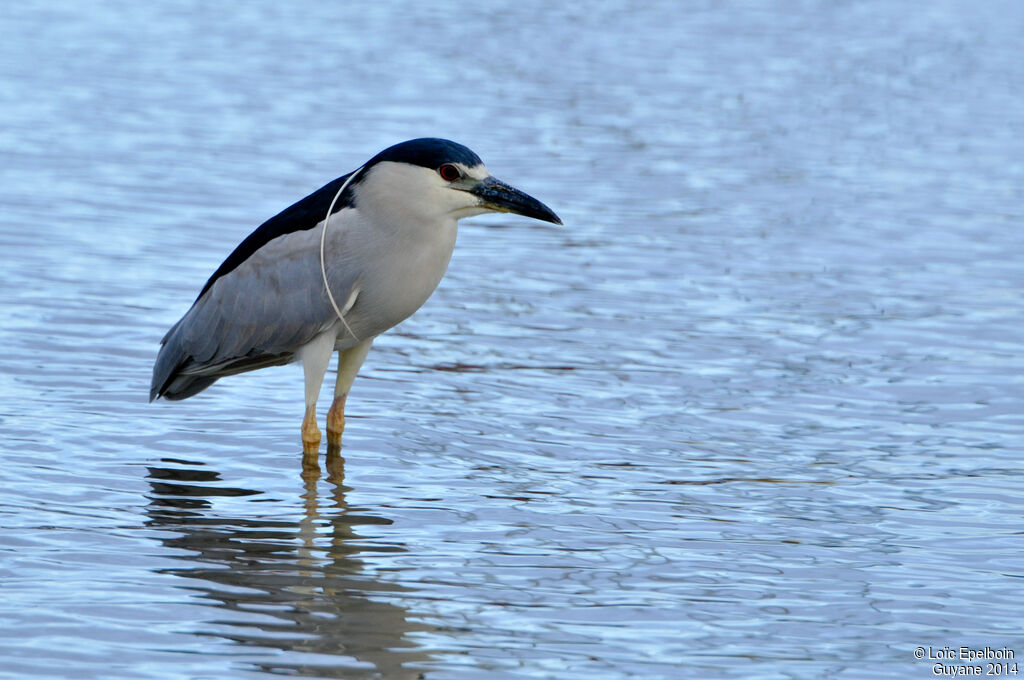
[2, 2, 1023, 678]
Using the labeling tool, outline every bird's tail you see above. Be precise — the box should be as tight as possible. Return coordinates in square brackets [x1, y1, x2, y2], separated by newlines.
[150, 321, 219, 402]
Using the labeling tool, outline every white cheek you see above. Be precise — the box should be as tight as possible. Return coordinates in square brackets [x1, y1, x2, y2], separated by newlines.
[451, 203, 489, 220]
[443, 186, 484, 214]
[358, 162, 487, 224]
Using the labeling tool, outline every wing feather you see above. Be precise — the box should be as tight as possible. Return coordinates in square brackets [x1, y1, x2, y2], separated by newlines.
[151, 223, 359, 400]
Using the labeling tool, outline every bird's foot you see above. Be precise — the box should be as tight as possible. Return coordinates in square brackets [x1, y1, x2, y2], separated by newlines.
[301, 450, 321, 480]
[302, 406, 321, 455]
[325, 448, 345, 484]
[326, 393, 347, 449]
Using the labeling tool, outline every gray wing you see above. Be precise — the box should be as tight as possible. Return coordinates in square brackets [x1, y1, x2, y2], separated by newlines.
[151, 225, 357, 401]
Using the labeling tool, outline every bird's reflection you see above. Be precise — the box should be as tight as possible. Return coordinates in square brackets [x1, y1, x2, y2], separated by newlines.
[145, 451, 433, 679]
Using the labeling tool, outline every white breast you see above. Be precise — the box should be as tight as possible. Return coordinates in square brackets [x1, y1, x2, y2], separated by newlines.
[323, 206, 459, 343]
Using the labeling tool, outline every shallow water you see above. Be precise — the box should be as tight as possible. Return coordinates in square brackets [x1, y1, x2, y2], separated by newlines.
[2, 1, 1023, 678]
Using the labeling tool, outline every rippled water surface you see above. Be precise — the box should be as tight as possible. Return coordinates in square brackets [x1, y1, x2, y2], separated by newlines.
[2, 2, 1023, 678]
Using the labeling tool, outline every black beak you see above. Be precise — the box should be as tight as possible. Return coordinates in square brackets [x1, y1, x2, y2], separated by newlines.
[471, 176, 562, 225]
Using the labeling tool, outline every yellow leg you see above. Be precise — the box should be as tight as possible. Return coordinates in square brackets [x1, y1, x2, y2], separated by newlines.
[301, 448, 321, 480]
[298, 330, 335, 457]
[325, 447, 345, 484]
[326, 393, 347, 448]
[301, 404, 321, 455]
[325, 340, 373, 450]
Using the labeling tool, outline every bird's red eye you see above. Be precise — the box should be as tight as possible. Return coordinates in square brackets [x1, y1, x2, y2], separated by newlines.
[438, 164, 461, 181]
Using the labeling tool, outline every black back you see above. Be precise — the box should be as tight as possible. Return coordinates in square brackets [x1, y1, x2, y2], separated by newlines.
[196, 172, 355, 299]
[194, 138, 482, 300]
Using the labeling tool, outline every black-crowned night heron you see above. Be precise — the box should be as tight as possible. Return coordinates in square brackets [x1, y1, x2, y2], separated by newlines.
[151, 138, 561, 454]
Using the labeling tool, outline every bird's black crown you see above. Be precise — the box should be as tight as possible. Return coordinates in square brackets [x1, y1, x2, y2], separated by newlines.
[364, 138, 483, 171]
